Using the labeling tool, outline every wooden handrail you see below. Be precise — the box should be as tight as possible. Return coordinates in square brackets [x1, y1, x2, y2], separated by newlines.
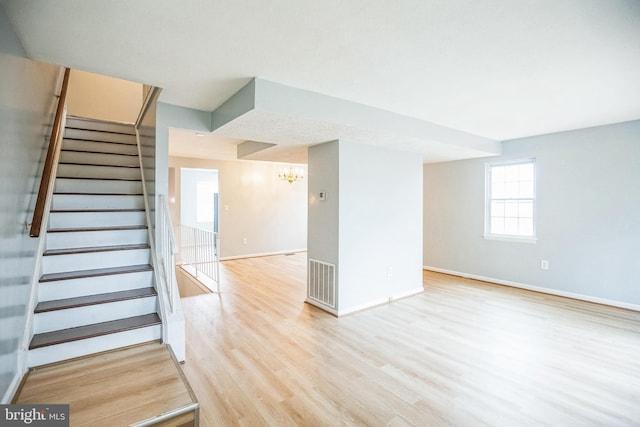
[30, 67, 71, 237]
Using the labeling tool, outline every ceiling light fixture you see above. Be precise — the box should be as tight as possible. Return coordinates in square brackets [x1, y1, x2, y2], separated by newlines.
[278, 165, 304, 184]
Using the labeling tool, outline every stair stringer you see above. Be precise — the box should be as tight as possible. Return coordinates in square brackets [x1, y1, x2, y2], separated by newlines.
[134, 124, 186, 363]
[17, 107, 68, 377]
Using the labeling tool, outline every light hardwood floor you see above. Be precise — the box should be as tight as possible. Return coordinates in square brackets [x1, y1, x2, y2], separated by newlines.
[15, 342, 198, 426]
[181, 253, 640, 426]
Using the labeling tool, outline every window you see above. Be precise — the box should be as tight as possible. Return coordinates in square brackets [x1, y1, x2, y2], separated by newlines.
[485, 160, 536, 241]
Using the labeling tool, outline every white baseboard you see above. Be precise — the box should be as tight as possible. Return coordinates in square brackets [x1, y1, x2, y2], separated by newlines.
[304, 299, 339, 317]
[337, 287, 424, 317]
[1, 372, 22, 404]
[423, 265, 640, 312]
[220, 249, 307, 261]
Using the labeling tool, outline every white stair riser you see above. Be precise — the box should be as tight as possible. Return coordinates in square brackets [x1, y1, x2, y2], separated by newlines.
[42, 249, 150, 274]
[66, 118, 136, 135]
[27, 325, 161, 367]
[34, 297, 157, 334]
[39, 271, 154, 300]
[59, 151, 140, 167]
[54, 178, 142, 194]
[64, 128, 137, 145]
[49, 211, 146, 228]
[52, 194, 144, 210]
[46, 229, 148, 250]
[57, 163, 141, 180]
[62, 139, 139, 155]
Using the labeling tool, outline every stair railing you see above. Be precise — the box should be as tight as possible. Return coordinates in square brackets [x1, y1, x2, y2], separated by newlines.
[30, 67, 70, 238]
[179, 225, 221, 293]
[133, 85, 186, 361]
[158, 195, 179, 313]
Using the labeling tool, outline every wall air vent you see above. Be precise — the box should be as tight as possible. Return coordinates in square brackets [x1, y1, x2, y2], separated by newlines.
[308, 259, 336, 310]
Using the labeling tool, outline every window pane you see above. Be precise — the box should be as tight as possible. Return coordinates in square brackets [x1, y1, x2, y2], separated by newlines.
[505, 201, 518, 217]
[519, 180, 534, 198]
[491, 201, 504, 217]
[519, 201, 533, 218]
[505, 165, 519, 181]
[519, 218, 533, 236]
[491, 218, 504, 234]
[492, 182, 505, 198]
[491, 166, 505, 183]
[505, 182, 518, 198]
[504, 218, 518, 234]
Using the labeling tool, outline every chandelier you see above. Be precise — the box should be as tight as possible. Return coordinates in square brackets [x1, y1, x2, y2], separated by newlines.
[278, 165, 304, 184]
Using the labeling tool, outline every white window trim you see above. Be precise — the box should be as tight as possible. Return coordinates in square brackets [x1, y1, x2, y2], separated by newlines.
[483, 234, 538, 244]
[484, 158, 537, 243]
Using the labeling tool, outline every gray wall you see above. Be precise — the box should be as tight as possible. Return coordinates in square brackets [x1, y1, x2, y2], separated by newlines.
[169, 156, 307, 259]
[156, 102, 211, 200]
[0, 5, 61, 401]
[307, 141, 340, 267]
[309, 140, 423, 314]
[424, 120, 640, 306]
[339, 141, 423, 312]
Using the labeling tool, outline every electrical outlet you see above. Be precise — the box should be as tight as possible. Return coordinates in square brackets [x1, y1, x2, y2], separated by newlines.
[386, 266, 393, 277]
[242, 237, 247, 245]
[540, 260, 549, 270]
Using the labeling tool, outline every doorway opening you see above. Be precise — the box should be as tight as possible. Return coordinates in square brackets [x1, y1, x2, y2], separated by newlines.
[180, 168, 219, 233]
[178, 168, 221, 292]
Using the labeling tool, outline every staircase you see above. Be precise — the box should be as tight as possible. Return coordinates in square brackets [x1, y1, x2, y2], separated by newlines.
[28, 116, 162, 367]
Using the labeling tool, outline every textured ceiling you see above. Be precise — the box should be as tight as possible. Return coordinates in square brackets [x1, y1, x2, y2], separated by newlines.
[3, 0, 639, 143]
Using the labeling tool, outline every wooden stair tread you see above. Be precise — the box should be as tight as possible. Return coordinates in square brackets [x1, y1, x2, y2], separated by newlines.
[43, 243, 150, 256]
[35, 287, 157, 313]
[40, 264, 153, 283]
[64, 129, 136, 137]
[53, 192, 143, 196]
[61, 148, 152, 159]
[56, 176, 142, 182]
[61, 149, 139, 157]
[29, 313, 161, 349]
[47, 225, 147, 233]
[50, 208, 145, 212]
[63, 134, 136, 141]
[58, 162, 140, 169]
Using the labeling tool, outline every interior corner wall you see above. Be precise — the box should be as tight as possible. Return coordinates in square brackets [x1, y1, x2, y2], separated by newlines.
[66, 69, 143, 123]
[423, 120, 640, 307]
[169, 156, 307, 259]
[0, 5, 62, 401]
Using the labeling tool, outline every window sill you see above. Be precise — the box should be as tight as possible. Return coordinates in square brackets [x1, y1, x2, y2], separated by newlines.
[483, 234, 538, 244]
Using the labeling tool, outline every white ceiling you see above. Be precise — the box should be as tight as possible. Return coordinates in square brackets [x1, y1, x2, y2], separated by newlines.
[4, 0, 639, 150]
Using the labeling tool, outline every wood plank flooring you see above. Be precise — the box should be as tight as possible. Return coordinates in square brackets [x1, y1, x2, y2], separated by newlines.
[15, 342, 198, 426]
[181, 253, 640, 426]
